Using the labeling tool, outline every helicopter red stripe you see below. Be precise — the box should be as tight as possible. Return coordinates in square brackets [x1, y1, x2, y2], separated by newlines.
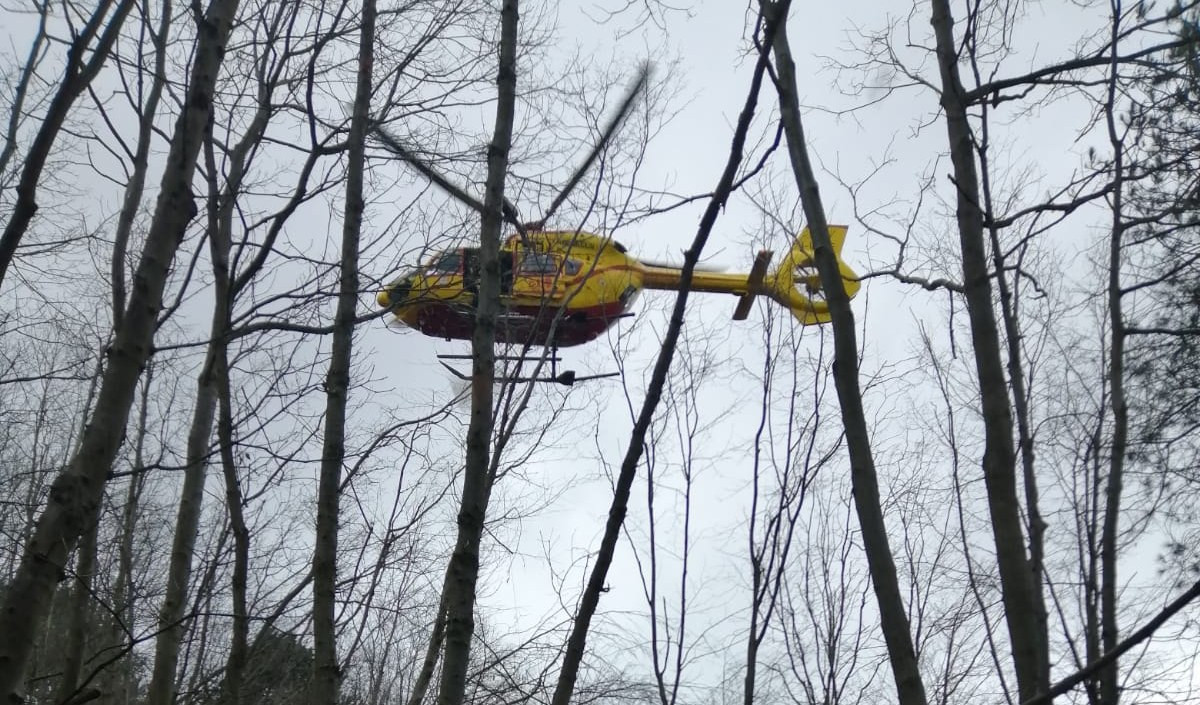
[413, 299, 632, 347]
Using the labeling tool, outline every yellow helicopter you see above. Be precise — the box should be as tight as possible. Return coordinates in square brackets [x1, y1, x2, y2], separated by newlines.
[375, 226, 861, 348]
[371, 63, 860, 383]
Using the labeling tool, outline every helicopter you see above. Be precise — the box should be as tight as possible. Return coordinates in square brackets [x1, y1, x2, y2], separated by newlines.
[370, 62, 861, 384]
[374, 225, 861, 349]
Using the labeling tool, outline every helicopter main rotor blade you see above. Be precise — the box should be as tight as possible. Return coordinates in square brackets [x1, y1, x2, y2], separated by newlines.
[537, 62, 652, 227]
[372, 124, 488, 213]
[372, 123, 531, 246]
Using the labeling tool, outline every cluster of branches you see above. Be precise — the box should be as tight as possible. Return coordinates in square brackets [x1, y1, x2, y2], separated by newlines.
[7, 2, 1200, 705]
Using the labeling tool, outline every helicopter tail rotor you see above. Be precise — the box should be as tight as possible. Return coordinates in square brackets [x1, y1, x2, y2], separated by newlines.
[765, 225, 861, 325]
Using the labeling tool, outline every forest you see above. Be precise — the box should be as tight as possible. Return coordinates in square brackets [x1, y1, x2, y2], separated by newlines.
[2, 0, 1200, 704]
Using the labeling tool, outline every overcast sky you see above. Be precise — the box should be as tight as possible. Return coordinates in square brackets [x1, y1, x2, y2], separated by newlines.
[2, 0, 1184, 698]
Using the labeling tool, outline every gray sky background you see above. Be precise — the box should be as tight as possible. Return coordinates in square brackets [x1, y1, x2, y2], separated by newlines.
[355, 0, 1181, 694]
[1, 0, 1190, 699]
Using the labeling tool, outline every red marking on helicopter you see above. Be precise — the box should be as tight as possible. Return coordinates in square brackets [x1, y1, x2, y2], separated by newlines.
[414, 300, 632, 347]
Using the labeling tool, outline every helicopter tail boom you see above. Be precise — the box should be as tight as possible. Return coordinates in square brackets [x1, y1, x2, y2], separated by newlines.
[640, 226, 860, 324]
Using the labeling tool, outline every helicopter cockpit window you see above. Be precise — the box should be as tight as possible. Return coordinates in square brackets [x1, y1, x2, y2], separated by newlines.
[426, 250, 462, 275]
[518, 252, 560, 275]
[564, 258, 582, 275]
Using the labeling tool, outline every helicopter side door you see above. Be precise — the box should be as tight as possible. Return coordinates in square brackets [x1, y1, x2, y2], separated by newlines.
[461, 247, 515, 297]
[511, 251, 567, 302]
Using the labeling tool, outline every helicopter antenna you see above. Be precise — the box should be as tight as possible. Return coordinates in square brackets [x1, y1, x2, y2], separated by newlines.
[639, 258, 726, 272]
[534, 62, 652, 229]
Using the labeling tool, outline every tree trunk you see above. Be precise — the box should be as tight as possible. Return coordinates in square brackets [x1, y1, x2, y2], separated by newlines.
[146, 10, 281, 699]
[0, 2, 48, 181]
[55, 518, 97, 705]
[928, 0, 1049, 699]
[101, 458, 145, 705]
[144, 373, 216, 705]
[111, 0, 174, 329]
[215, 346, 249, 705]
[311, 1, 375, 703]
[0, 0, 243, 698]
[144, 251, 226, 705]
[763, 5, 929, 704]
[433, 4, 518, 705]
[549, 11, 779, 705]
[97, 368, 152, 705]
[1099, 14, 1129, 700]
[405, 595, 446, 705]
[987, 229, 1051, 672]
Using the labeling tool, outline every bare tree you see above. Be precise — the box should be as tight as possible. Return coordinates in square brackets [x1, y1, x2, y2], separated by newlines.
[926, 0, 1050, 699]
[759, 3, 929, 704]
[549, 7, 782, 704]
[0, 2, 49, 185]
[0, 0, 137, 289]
[0, 0, 244, 697]
[312, 0, 376, 702]
[433, 1, 519, 702]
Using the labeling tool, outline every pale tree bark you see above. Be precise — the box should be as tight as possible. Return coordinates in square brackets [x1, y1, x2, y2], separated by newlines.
[760, 4, 928, 704]
[312, 0, 376, 702]
[549, 9, 780, 704]
[0, 0, 138, 289]
[928, 0, 1050, 699]
[434, 2, 518, 704]
[0, 0, 244, 699]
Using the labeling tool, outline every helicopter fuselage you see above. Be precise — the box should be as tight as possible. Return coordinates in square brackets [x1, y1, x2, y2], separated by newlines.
[376, 226, 861, 349]
[378, 231, 645, 347]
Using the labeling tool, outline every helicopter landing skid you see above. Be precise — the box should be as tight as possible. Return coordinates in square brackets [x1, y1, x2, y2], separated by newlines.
[436, 351, 619, 387]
